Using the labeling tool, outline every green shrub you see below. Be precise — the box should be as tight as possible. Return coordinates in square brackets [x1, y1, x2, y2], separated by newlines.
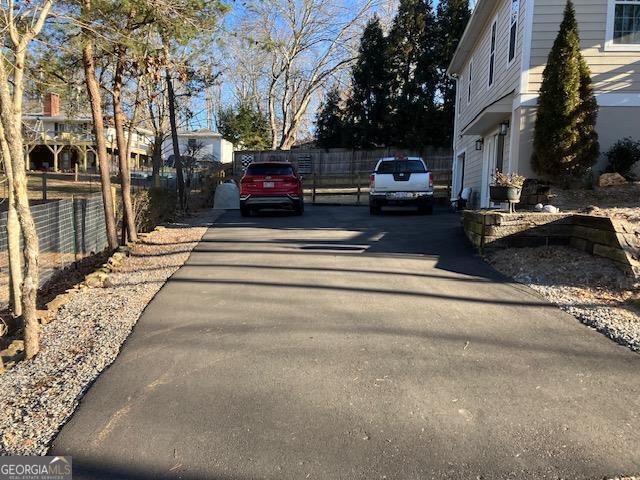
[531, 1, 599, 183]
[133, 188, 177, 233]
[605, 138, 640, 180]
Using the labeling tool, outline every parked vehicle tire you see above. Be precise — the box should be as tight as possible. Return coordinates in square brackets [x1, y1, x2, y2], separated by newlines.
[294, 199, 305, 216]
[370, 204, 381, 215]
[240, 204, 251, 217]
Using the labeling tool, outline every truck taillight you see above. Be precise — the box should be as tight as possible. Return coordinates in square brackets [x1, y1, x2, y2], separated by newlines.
[370, 174, 375, 189]
[429, 174, 434, 189]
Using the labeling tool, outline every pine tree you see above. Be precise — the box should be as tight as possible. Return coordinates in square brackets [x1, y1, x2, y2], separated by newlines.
[315, 87, 348, 148]
[347, 16, 391, 148]
[531, 0, 599, 181]
[435, 0, 471, 147]
[218, 103, 271, 150]
[387, 0, 438, 147]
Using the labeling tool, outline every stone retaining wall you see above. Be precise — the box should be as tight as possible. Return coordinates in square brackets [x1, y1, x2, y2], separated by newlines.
[462, 211, 640, 277]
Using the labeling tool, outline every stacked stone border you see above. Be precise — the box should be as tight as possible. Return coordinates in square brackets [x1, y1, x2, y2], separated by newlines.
[462, 211, 639, 278]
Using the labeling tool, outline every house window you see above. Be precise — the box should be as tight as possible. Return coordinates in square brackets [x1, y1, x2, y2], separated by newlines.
[467, 60, 473, 104]
[614, 0, 640, 44]
[489, 20, 497, 87]
[508, 0, 519, 63]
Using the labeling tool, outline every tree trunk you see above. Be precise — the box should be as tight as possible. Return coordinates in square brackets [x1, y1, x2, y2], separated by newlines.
[0, 127, 23, 317]
[7, 194, 22, 316]
[0, 0, 51, 359]
[268, 90, 278, 150]
[279, 94, 312, 150]
[152, 135, 163, 188]
[0, 99, 40, 358]
[165, 68, 185, 209]
[113, 47, 138, 243]
[81, 3, 118, 249]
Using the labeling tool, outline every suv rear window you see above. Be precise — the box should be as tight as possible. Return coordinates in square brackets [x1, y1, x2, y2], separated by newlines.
[376, 160, 426, 173]
[246, 164, 294, 176]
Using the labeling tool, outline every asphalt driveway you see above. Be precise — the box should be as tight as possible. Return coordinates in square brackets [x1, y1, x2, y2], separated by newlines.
[52, 206, 640, 479]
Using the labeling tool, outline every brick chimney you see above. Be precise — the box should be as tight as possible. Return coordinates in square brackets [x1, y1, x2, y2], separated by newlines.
[43, 93, 60, 117]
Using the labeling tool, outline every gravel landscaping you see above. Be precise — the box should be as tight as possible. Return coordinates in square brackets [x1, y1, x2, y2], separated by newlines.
[0, 211, 216, 455]
[487, 246, 640, 352]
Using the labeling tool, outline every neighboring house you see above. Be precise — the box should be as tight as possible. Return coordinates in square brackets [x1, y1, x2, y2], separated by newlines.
[162, 130, 234, 166]
[447, 0, 640, 208]
[23, 93, 153, 172]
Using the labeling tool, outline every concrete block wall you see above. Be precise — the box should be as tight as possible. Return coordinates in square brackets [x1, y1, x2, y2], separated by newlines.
[462, 211, 640, 277]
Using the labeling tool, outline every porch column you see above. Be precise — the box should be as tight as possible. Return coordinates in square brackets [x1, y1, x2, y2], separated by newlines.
[81, 146, 88, 172]
[24, 146, 30, 171]
[45, 144, 61, 172]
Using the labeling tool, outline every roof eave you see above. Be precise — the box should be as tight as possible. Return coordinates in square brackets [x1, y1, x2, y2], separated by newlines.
[447, 0, 492, 76]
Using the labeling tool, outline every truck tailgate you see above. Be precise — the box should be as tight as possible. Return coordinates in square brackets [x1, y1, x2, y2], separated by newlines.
[373, 172, 430, 192]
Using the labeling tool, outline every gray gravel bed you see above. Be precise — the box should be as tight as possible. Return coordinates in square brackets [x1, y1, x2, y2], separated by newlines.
[487, 246, 640, 353]
[0, 214, 213, 455]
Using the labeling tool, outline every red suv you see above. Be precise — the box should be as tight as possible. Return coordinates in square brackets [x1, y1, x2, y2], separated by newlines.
[240, 162, 304, 216]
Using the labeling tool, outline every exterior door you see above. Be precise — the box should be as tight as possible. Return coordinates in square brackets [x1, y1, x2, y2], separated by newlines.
[481, 134, 498, 208]
[452, 152, 465, 200]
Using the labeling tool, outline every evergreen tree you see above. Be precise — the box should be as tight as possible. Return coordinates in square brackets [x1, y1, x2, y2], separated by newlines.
[347, 16, 391, 148]
[387, 0, 438, 147]
[217, 103, 271, 150]
[435, 0, 471, 147]
[532, 0, 599, 181]
[315, 86, 348, 148]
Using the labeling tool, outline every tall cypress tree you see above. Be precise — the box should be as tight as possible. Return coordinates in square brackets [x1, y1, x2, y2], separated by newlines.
[435, 0, 471, 147]
[315, 86, 347, 148]
[531, 0, 599, 181]
[347, 16, 391, 148]
[387, 0, 438, 147]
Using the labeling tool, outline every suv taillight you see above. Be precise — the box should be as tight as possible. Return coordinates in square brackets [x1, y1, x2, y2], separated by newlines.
[429, 174, 433, 189]
[370, 174, 375, 189]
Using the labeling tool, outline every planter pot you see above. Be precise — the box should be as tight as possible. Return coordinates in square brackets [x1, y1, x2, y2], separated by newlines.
[490, 185, 521, 203]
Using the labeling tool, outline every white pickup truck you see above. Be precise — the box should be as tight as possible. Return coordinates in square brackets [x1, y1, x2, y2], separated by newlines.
[368, 157, 434, 215]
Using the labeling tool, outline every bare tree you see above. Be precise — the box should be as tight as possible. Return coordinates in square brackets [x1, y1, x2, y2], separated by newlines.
[227, 0, 376, 150]
[0, 124, 22, 317]
[80, 0, 119, 249]
[143, 69, 169, 188]
[0, 0, 53, 358]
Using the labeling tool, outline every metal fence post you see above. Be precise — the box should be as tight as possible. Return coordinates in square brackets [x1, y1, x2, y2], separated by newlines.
[42, 171, 47, 201]
[312, 173, 317, 204]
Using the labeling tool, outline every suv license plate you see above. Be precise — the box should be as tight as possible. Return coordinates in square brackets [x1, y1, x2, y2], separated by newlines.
[263, 181, 275, 188]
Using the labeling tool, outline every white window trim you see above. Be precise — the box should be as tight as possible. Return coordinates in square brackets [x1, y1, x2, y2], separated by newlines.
[605, 0, 640, 52]
[488, 18, 498, 89]
[457, 77, 462, 117]
[467, 59, 474, 105]
[507, 0, 520, 66]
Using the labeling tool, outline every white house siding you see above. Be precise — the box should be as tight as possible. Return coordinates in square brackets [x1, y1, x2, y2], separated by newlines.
[528, 0, 640, 94]
[520, 0, 640, 174]
[163, 133, 234, 164]
[453, 0, 528, 206]
[518, 105, 640, 175]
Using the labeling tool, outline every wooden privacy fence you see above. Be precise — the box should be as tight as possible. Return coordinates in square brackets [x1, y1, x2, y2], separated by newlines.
[233, 147, 453, 203]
